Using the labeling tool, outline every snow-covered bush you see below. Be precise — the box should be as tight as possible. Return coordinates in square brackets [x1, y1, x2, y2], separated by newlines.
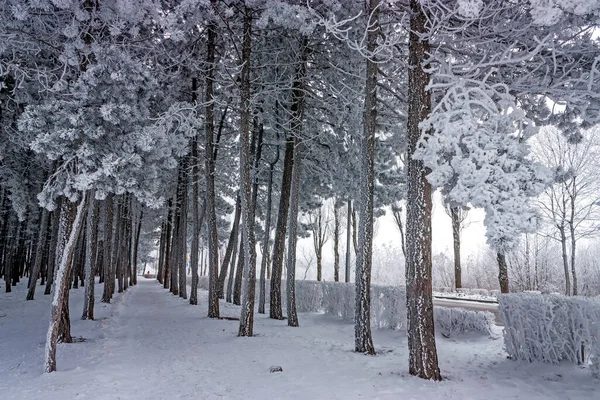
[500, 293, 600, 372]
[434, 307, 495, 337]
[195, 277, 493, 336]
[371, 285, 407, 330]
[295, 281, 323, 313]
[322, 282, 354, 321]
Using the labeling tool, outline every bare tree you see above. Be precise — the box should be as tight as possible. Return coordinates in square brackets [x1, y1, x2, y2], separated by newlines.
[443, 200, 469, 290]
[535, 127, 600, 295]
[306, 205, 329, 282]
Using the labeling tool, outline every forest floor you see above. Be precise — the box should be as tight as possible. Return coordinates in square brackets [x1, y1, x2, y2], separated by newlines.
[0, 278, 596, 400]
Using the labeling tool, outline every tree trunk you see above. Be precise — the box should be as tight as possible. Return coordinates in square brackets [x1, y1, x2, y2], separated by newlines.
[286, 139, 302, 327]
[345, 200, 352, 283]
[497, 252, 510, 294]
[206, 8, 220, 316]
[233, 238, 244, 306]
[355, 0, 378, 355]
[226, 230, 239, 303]
[132, 209, 142, 286]
[178, 161, 189, 300]
[269, 138, 294, 319]
[406, 0, 441, 381]
[26, 207, 50, 300]
[45, 204, 61, 295]
[101, 195, 116, 302]
[333, 203, 340, 282]
[163, 199, 173, 289]
[45, 193, 87, 372]
[450, 206, 462, 290]
[259, 152, 278, 314]
[559, 225, 571, 295]
[218, 194, 241, 299]
[82, 198, 99, 320]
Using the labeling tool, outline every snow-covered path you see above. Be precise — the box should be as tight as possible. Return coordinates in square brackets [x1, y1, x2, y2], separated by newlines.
[1, 278, 597, 399]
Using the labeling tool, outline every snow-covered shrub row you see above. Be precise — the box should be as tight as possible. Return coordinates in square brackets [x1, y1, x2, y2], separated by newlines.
[434, 287, 498, 298]
[434, 307, 495, 337]
[500, 293, 600, 369]
[294, 281, 323, 313]
[195, 277, 492, 336]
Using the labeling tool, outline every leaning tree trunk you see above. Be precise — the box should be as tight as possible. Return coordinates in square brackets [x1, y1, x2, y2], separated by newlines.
[355, 0, 378, 355]
[26, 207, 50, 300]
[450, 206, 462, 290]
[405, 0, 442, 381]
[226, 230, 239, 303]
[218, 194, 241, 299]
[82, 198, 99, 320]
[45, 193, 87, 373]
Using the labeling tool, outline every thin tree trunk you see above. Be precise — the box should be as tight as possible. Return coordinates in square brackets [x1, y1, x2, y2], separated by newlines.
[26, 207, 50, 300]
[82, 198, 99, 320]
[45, 193, 87, 372]
[406, 0, 441, 380]
[269, 138, 294, 319]
[45, 203, 61, 295]
[218, 194, 241, 298]
[233, 238, 244, 306]
[345, 200, 352, 283]
[286, 139, 302, 327]
[497, 252, 510, 294]
[333, 203, 340, 282]
[450, 206, 462, 290]
[259, 153, 278, 314]
[163, 199, 173, 289]
[206, 7, 220, 316]
[355, 0, 378, 355]
[132, 209, 142, 286]
[226, 230, 239, 303]
[559, 226, 571, 295]
[101, 195, 114, 302]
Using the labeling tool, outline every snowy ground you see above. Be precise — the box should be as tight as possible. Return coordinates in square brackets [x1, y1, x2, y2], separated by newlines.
[0, 279, 596, 400]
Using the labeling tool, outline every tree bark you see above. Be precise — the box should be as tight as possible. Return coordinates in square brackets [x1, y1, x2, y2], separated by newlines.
[132, 208, 142, 286]
[450, 206, 462, 290]
[355, 0, 378, 355]
[497, 252, 510, 294]
[345, 200, 352, 283]
[233, 238, 244, 306]
[559, 225, 571, 295]
[406, 0, 442, 380]
[206, 5, 220, 316]
[333, 203, 340, 282]
[269, 138, 294, 319]
[45, 193, 87, 372]
[286, 140, 302, 327]
[82, 198, 99, 320]
[26, 207, 50, 300]
[45, 202, 61, 295]
[218, 194, 241, 299]
[226, 230, 239, 303]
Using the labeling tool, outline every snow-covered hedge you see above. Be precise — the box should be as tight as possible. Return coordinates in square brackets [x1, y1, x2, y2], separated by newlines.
[499, 293, 600, 374]
[194, 276, 494, 336]
[434, 307, 495, 337]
